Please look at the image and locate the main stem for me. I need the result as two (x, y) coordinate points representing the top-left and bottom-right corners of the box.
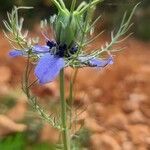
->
(59, 69), (70, 150)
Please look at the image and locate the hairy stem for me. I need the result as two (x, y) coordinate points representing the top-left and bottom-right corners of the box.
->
(59, 69), (70, 150)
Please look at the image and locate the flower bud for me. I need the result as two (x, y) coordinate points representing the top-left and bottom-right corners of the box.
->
(54, 11), (80, 47)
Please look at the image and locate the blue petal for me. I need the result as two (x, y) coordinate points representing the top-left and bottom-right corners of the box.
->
(89, 56), (113, 67)
(35, 54), (65, 84)
(9, 50), (24, 57)
(32, 45), (49, 53)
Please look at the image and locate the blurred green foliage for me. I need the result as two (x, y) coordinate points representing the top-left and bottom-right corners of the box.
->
(0, 133), (26, 150)
(0, 133), (55, 150)
(71, 128), (91, 149)
(98, 0), (150, 41)
(0, 0), (149, 40)
(0, 95), (16, 108)
(0, 128), (90, 150)
(0, 95), (17, 114)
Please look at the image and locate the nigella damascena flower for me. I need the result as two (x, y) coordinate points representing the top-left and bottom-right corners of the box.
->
(9, 39), (113, 84)
(5, 0), (139, 86)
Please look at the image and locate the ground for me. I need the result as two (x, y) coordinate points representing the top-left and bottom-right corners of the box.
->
(0, 31), (150, 150)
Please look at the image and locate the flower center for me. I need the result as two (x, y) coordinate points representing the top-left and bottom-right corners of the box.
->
(46, 40), (78, 58)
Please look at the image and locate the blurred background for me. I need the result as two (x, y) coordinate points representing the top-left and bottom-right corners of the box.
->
(0, 0), (150, 150)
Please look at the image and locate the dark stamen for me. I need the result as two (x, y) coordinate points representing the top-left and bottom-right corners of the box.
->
(47, 40), (57, 49)
(70, 45), (78, 54)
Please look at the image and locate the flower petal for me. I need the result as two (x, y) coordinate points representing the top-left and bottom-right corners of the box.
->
(32, 45), (49, 53)
(9, 50), (24, 57)
(89, 56), (113, 67)
(35, 54), (65, 84)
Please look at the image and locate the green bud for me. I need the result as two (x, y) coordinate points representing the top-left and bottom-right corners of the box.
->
(52, 0), (103, 47)
(54, 10), (81, 47)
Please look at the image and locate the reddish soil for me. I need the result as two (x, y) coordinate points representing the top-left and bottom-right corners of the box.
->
(0, 31), (150, 150)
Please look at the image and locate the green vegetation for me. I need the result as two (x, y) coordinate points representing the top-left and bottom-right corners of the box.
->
(0, 133), (55, 150)
(0, 129), (90, 150)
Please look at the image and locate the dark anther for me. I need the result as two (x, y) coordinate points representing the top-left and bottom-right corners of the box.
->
(59, 43), (67, 51)
(55, 43), (67, 57)
(55, 43), (78, 58)
(70, 45), (78, 54)
(47, 40), (57, 49)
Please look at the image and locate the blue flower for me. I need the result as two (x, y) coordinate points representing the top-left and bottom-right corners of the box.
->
(9, 40), (113, 84)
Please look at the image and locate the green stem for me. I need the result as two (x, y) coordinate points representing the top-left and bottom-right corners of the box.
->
(59, 69), (70, 150)
(68, 69), (78, 129)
